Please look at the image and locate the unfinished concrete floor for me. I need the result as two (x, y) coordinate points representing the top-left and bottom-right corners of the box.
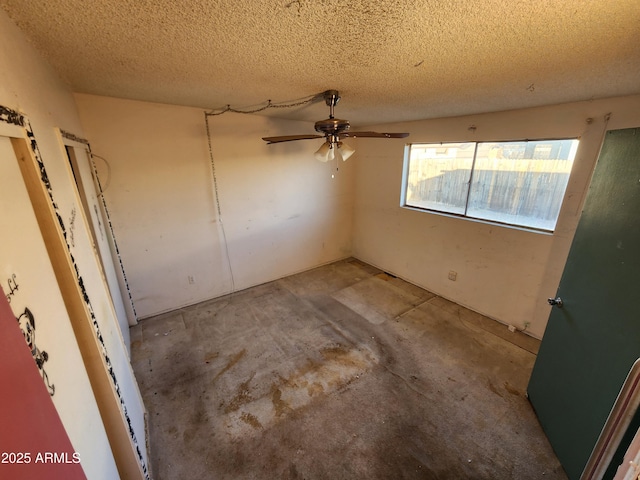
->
(131, 258), (567, 479)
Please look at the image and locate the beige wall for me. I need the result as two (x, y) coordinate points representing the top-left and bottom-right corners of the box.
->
(73, 92), (640, 340)
(0, 9), (147, 478)
(74, 94), (355, 318)
(353, 95), (640, 339)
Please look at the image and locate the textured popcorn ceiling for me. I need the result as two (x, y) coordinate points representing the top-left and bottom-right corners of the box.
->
(2, 0), (640, 125)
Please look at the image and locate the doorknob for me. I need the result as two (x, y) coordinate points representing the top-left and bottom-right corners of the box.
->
(548, 297), (563, 308)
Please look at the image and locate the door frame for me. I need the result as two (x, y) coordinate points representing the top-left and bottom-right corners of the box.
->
(57, 130), (135, 351)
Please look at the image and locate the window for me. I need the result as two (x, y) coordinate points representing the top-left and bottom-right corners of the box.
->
(402, 139), (579, 231)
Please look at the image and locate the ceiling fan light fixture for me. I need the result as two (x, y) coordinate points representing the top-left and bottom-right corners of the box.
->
(337, 142), (355, 161)
(314, 141), (331, 162)
(334, 145), (343, 163)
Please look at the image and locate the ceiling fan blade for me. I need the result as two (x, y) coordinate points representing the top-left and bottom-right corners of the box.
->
(340, 131), (410, 139)
(262, 134), (323, 144)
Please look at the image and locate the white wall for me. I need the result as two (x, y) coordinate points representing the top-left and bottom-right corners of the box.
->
(74, 92), (640, 340)
(74, 94), (355, 318)
(353, 96), (640, 339)
(0, 8), (147, 478)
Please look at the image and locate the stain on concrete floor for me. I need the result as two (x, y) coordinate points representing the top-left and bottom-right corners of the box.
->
(131, 258), (567, 479)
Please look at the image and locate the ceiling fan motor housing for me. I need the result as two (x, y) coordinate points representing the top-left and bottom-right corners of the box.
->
(314, 117), (350, 136)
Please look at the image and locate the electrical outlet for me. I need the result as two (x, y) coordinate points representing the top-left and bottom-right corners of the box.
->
(188, 275), (195, 285)
(448, 270), (457, 281)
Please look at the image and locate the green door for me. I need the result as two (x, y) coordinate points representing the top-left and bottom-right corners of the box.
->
(528, 128), (640, 480)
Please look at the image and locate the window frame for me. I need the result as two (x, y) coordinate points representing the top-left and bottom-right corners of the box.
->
(400, 137), (580, 233)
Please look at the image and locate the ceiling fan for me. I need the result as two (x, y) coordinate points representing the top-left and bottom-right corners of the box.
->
(262, 90), (409, 162)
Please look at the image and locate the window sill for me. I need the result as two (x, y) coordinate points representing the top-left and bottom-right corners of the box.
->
(400, 205), (556, 236)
